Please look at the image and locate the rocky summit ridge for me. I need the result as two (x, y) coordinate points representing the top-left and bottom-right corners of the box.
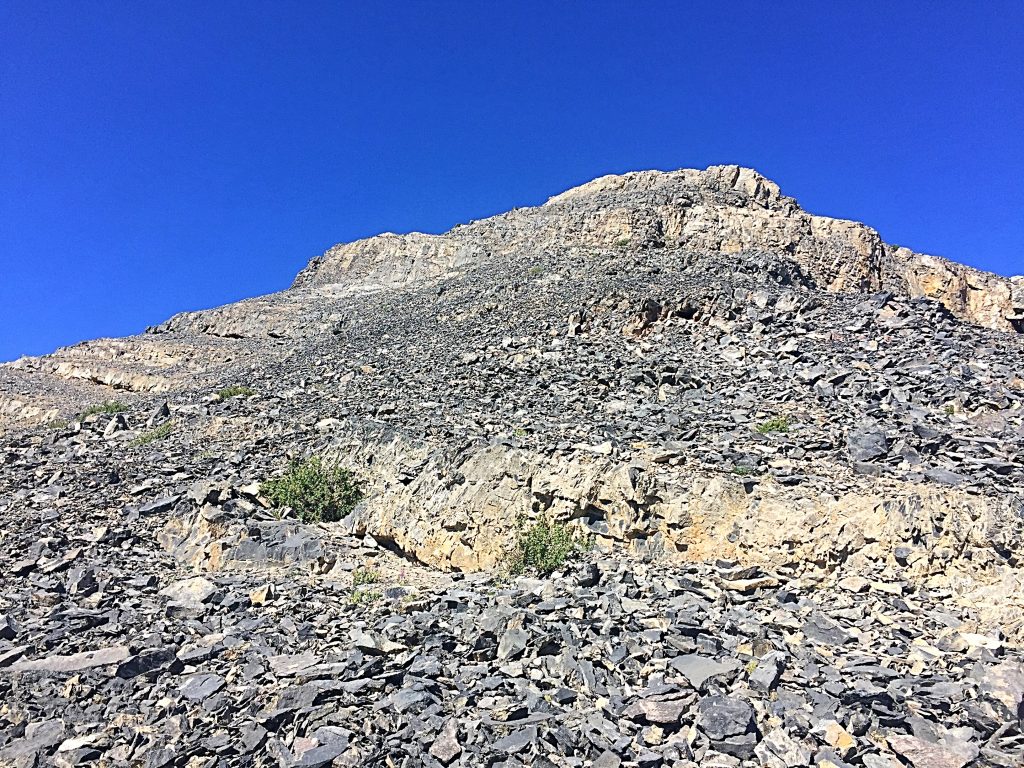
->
(1, 166), (1023, 767)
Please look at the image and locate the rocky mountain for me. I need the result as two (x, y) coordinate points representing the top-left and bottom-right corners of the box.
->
(1, 166), (1022, 767)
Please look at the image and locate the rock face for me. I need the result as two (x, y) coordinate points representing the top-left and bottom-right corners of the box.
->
(290, 165), (1023, 331)
(1, 165), (1023, 766)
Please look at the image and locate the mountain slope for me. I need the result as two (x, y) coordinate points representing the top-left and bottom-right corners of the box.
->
(3, 166), (1021, 425)
(0, 166), (1022, 767)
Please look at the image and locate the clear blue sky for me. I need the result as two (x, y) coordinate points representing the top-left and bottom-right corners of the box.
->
(2, 2), (1022, 362)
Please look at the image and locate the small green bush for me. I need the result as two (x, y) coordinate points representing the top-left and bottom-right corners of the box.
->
(261, 456), (363, 524)
(352, 567), (381, 587)
(507, 515), (585, 576)
(348, 588), (381, 606)
(217, 385), (255, 399)
(732, 465), (756, 477)
(79, 401), (128, 419)
(133, 421), (174, 446)
(756, 415), (791, 434)
(614, 237), (631, 247)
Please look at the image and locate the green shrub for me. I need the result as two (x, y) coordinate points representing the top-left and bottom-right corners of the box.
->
(615, 237), (631, 247)
(507, 515), (585, 576)
(79, 401), (127, 419)
(217, 385), (255, 399)
(352, 567), (380, 587)
(348, 588), (381, 606)
(261, 456), (363, 524)
(133, 421), (173, 446)
(756, 415), (791, 434)
(732, 465), (756, 477)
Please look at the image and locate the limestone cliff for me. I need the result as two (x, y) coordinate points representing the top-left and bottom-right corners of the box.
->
(291, 165), (1022, 332)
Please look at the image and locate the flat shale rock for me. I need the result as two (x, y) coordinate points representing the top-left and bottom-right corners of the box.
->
(7, 645), (130, 674)
(887, 735), (979, 768)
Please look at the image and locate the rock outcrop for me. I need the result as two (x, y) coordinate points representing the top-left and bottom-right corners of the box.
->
(290, 165), (1022, 331)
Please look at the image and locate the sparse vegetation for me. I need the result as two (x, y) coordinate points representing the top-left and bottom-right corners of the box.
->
(347, 588), (381, 606)
(944, 404), (955, 415)
(397, 593), (422, 613)
(79, 401), (128, 419)
(732, 465), (757, 477)
(513, 427), (527, 438)
(506, 514), (585, 576)
(756, 415), (792, 434)
(217, 385), (255, 399)
(352, 567), (381, 587)
(614, 236), (631, 247)
(261, 456), (364, 524)
(348, 566), (382, 606)
(46, 419), (70, 431)
(133, 421), (174, 446)
(528, 265), (544, 276)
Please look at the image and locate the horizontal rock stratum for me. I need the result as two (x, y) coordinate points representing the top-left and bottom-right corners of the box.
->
(1, 166), (1022, 766)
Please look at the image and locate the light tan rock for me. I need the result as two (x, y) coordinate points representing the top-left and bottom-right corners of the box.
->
(887, 734), (978, 768)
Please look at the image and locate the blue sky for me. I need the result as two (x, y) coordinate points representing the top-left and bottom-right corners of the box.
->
(1, 2), (1022, 362)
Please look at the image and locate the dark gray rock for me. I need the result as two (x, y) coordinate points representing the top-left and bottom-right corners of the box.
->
(696, 695), (757, 740)
(116, 647), (181, 679)
(670, 654), (740, 689)
(847, 425), (890, 462)
(179, 672), (225, 700)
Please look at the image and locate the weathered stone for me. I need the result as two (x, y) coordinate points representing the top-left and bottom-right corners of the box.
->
(888, 734), (979, 768)
(159, 576), (217, 604)
(7, 646), (130, 674)
(696, 696), (757, 741)
(179, 672), (225, 700)
(670, 654), (741, 689)
(847, 425), (889, 462)
(429, 719), (461, 764)
(974, 660), (1024, 716)
(491, 726), (537, 754)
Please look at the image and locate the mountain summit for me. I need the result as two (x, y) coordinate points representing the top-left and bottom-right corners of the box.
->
(5, 165), (1021, 425)
(1, 167), (1023, 766)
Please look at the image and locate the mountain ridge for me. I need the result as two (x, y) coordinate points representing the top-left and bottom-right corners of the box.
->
(2, 164), (1023, 433)
(286, 164), (1021, 330)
